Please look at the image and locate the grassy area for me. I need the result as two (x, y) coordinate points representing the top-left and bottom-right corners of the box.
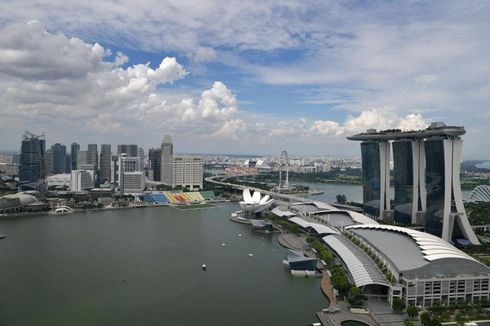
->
(427, 301), (490, 324)
(466, 202), (490, 225)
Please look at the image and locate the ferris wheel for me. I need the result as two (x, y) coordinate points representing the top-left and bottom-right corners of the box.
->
(278, 150), (289, 189)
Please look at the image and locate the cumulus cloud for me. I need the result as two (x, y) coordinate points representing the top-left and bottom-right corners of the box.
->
(212, 118), (247, 140)
(0, 22), (239, 148)
(308, 109), (428, 137)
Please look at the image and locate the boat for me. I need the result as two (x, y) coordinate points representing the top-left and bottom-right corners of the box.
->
(50, 205), (74, 215)
(0, 234), (6, 239)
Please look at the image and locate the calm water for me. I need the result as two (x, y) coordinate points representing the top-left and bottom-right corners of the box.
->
(0, 203), (326, 326)
(296, 182), (472, 203)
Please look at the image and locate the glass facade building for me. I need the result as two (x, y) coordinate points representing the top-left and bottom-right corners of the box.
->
(149, 148), (162, 181)
(99, 144), (112, 183)
(424, 139), (445, 238)
(51, 143), (67, 174)
(71, 143), (79, 170)
(19, 135), (46, 182)
(361, 142), (381, 218)
(117, 144), (138, 157)
(393, 141), (414, 225)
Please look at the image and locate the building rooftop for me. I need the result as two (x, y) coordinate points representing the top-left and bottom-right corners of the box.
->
(289, 216), (340, 235)
(347, 224), (490, 279)
(347, 122), (465, 141)
(323, 234), (389, 288)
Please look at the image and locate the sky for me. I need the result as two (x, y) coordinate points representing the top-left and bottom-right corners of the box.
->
(0, 0), (489, 158)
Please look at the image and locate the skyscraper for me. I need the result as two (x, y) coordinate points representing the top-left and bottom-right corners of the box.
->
(77, 150), (87, 167)
(161, 134), (173, 186)
(392, 140), (426, 225)
(51, 143), (67, 174)
(71, 143), (80, 170)
(137, 147), (145, 171)
(19, 131), (46, 182)
(117, 144), (138, 157)
(359, 140), (390, 219)
(348, 122), (480, 245)
(99, 144), (111, 183)
(118, 154), (144, 195)
(45, 149), (53, 176)
(87, 144), (98, 171)
(148, 148), (162, 181)
(171, 156), (203, 190)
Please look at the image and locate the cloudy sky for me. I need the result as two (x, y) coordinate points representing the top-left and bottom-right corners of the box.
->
(0, 1), (489, 158)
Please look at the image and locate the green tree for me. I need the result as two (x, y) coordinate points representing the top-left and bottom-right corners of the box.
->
(420, 311), (431, 325)
(404, 320), (415, 326)
(426, 318), (441, 326)
(336, 194), (347, 204)
(348, 287), (366, 306)
(392, 298), (406, 313)
(406, 305), (418, 319)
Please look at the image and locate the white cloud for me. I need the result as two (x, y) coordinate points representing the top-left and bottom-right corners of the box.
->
(0, 22), (239, 148)
(310, 120), (342, 136)
(212, 118), (247, 140)
(193, 46), (217, 63)
(398, 113), (428, 131)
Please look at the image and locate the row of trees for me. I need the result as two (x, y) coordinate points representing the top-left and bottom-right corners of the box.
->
(344, 231), (397, 284)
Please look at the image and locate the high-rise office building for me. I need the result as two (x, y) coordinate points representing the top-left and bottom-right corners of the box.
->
(19, 131), (46, 182)
(137, 147), (145, 171)
(99, 144), (112, 183)
(77, 150), (87, 167)
(71, 143), (80, 170)
(44, 149), (53, 176)
(51, 143), (67, 174)
(117, 154), (144, 195)
(71, 169), (94, 191)
(171, 156), (203, 190)
(359, 140), (390, 219)
(392, 140), (426, 225)
(117, 144), (138, 157)
(161, 135), (173, 186)
(87, 144), (98, 171)
(148, 148), (162, 181)
(65, 154), (72, 173)
(348, 122), (479, 245)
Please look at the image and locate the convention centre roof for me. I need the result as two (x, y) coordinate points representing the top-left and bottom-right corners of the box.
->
(347, 224), (490, 279)
(289, 216), (339, 235)
(323, 234), (389, 288)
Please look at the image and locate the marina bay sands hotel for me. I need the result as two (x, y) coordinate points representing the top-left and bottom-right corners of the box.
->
(348, 122), (480, 245)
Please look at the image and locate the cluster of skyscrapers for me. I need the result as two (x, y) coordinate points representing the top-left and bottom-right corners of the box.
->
(17, 132), (203, 195)
(348, 122), (479, 245)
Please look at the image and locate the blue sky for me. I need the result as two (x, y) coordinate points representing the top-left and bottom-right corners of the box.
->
(0, 1), (489, 158)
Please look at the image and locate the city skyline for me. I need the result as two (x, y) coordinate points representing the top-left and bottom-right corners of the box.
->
(0, 2), (489, 158)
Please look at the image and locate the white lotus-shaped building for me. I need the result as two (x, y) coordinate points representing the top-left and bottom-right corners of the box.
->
(239, 188), (274, 213)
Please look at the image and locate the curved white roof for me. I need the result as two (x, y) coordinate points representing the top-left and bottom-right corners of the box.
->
(470, 185), (490, 202)
(289, 217), (340, 235)
(2, 193), (38, 205)
(346, 224), (478, 264)
(323, 235), (389, 288)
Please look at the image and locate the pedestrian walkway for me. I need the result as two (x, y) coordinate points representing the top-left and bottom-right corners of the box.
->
(321, 270), (337, 305)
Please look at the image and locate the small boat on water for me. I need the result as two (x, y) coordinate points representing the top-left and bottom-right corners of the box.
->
(50, 205), (74, 215)
(0, 234), (6, 239)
